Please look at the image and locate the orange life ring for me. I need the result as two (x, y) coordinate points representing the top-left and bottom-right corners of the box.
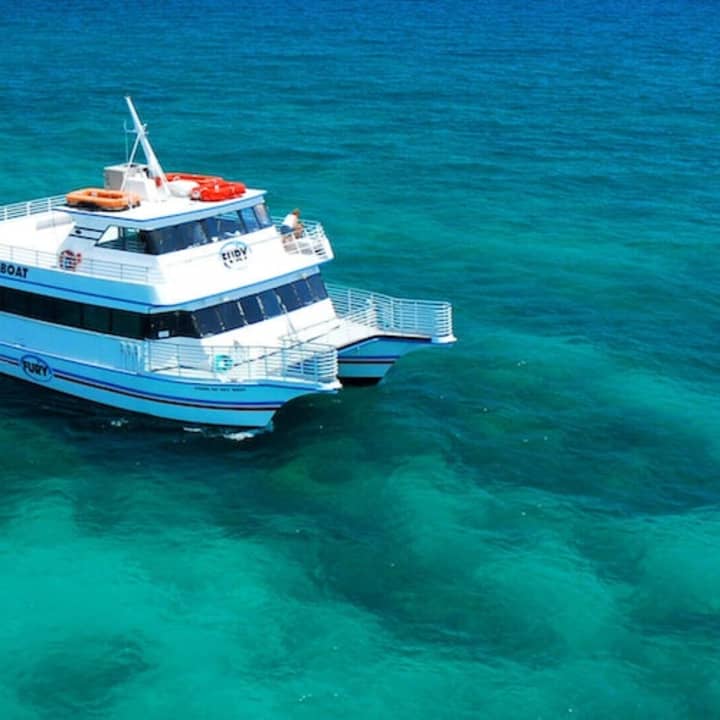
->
(190, 181), (247, 202)
(65, 188), (141, 211)
(58, 249), (82, 271)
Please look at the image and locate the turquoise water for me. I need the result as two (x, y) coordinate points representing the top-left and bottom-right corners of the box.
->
(1, 0), (719, 717)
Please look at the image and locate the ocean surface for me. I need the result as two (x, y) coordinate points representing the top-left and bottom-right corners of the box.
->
(0, 0), (718, 717)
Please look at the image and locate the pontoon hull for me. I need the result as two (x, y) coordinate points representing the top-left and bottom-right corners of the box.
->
(337, 335), (437, 384)
(0, 342), (336, 428)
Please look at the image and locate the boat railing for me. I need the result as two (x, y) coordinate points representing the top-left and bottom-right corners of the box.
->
(0, 195), (332, 282)
(274, 218), (332, 260)
(326, 283), (454, 341)
(146, 340), (338, 384)
(0, 240), (157, 283)
(0, 195), (67, 221)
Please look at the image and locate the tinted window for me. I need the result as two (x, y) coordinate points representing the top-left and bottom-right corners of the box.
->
(84, 305), (112, 333)
(0, 286), (149, 339)
(239, 295), (263, 324)
(112, 310), (144, 339)
(240, 207), (260, 233)
(147, 311), (197, 338)
(233, 212), (248, 234)
(217, 300), (245, 330)
(56, 298), (83, 326)
(200, 217), (220, 240)
(257, 289), (282, 319)
(0, 277), (327, 341)
(148, 311), (176, 338)
(294, 279), (313, 306)
(146, 221), (209, 254)
(26, 294), (55, 321)
(194, 306), (224, 337)
(120, 227), (148, 253)
(307, 274), (328, 301)
(5, 290), (29, 315)
(276, 283), (300, 311)
(253, 203), (272, 228)
(174, 312), (197, 337)
(215, 214), (245, 239)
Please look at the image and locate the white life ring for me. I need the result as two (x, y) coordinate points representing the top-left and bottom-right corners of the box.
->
(213, 354), (233, 373)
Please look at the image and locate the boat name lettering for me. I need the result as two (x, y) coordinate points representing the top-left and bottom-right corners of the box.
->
(220, 240), (248, 269)
(0, 262), (29, 279)
(20, 355), (53, 383)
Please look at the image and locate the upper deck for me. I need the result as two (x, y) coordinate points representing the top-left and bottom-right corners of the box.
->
(58, 188), (267, 230)
(58, 163), (269, 230)
(0, 193), (334, 309)
(0, 96), (338, 309)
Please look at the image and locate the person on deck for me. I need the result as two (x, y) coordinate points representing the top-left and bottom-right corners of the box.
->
(280, 208), (304, 238)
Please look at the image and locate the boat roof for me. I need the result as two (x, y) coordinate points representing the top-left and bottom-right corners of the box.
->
(55, 188), (268, 230)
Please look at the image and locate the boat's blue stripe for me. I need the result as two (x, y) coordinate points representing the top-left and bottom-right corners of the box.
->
(339, 356), (398, 364)
(55, 369), (282, 410)
(0, 353), (281, 411)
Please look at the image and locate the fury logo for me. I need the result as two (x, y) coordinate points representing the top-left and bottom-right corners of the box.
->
(20, 355), (53, 383)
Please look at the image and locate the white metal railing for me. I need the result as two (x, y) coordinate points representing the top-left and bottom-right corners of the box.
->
(146, 340), (338, 384)
(0, 195), (66, 221)
(326, 283), (454, 340)
(0, 195), (332, 283)
(274, 218), (332, 260)
(0, 241), (156, 282)
(0, 194), (158, 282)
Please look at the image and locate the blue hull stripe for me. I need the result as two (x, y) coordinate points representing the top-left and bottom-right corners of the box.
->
(0, 353), (281, 412)
(340, 356), (398, 365)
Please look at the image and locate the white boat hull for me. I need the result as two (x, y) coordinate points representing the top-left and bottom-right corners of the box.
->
(0, 342), (335, 428)
(337, 335), (435, 385)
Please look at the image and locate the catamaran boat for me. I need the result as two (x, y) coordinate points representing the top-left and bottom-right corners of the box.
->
(0, 98), (455, 429)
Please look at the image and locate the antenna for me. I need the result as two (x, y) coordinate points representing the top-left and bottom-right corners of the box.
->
(124, 96), (170, 197)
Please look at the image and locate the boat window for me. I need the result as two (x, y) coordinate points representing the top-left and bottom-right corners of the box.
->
(56, 298), (83, 327)
(216, 300), (246, 330)
(112, 310), (145, 339)
(294, 279), (313, 307)
(84, 305), (112, 333)
(174, 312), (197, 337)
(200, 217), (220, 240)
(95, 227), (148, 254)
(257, 289), (283, 319)
(211, 213), (245, 240)
(307, 274), (328, 301)
(239, 295), (263, 324)
(5, 290), (29, 315)
(0, 272), (328, 339)
(275, 283), (301, 312)
(148, 312), (173, 338)
(233, 213), (248, 234)
(253, 203), (272, 228)
(194, 306), (224, 337)
(146, 221), (210, 254)
(121, 228), (148, 253)
(146, 310), (197, 338)
(26, 293), (56, 321)
(240, 207), (260, 233)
